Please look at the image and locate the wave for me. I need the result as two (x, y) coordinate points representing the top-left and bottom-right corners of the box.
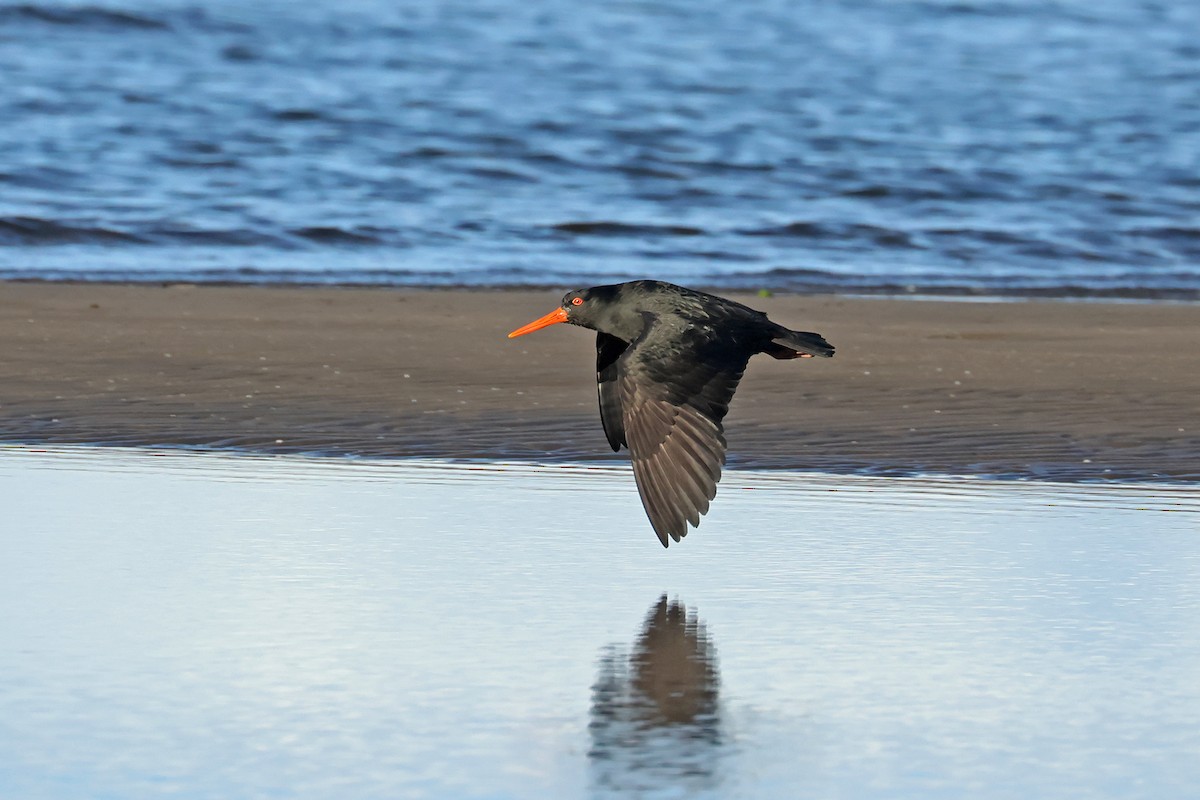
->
(550, 221), (707, 237)
(0, 216), (145, 245)
(0, 3), (253, 33)
(4, 262), (1197, 301)
(0, 4), (169, 30)
(0, 217), (392, 247)
(290, 226), (386, 245)
(739, 221), (920, 249)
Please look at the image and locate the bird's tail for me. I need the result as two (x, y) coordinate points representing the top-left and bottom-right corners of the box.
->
(765, 328), (835, 359)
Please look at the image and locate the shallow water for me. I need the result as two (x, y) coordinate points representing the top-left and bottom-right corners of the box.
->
(2, 446), (1199, 799)
(2, 0), (1199, 297)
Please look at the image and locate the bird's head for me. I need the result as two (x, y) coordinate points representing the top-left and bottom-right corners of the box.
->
(507, 285), (634, 339)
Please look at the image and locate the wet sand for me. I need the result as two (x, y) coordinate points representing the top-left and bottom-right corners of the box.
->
(1, 281), (1197, 480)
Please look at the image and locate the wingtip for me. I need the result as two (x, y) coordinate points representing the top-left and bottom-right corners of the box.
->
(651, 520), (688, 548)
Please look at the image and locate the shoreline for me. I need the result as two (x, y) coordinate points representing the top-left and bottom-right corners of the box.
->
(5, 276), (1199, 304)
(4, 442), (1198, 489)
(2, 281), (1197, 482)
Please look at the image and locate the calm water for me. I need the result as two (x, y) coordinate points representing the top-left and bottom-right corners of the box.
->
(2, 445), (1199, 798)
(1, 0), (1198, 297)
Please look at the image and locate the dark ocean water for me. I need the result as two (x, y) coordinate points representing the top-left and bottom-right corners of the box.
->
(1, 0), (1198, 297)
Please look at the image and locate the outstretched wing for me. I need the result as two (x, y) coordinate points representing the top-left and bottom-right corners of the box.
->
(617, 324), (751, 547)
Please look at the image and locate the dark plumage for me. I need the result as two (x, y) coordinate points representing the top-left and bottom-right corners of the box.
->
(508, 279), (834, 547)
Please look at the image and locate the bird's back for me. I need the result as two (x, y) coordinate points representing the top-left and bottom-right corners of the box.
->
(620, 280), (833, 359)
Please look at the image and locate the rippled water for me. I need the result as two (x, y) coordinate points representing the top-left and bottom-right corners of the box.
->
(1, 0), (1198, 297)
(2, 446), (1199, 798)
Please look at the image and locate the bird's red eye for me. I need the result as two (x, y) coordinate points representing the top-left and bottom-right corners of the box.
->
(571, 297), (584, 306)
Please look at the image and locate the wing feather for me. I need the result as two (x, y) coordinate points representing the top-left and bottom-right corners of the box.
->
(660, 415), (718, 511)
(615, 325), (749, 546)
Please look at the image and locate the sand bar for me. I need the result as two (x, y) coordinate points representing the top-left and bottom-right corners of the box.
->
(1, 281), (1197, 481)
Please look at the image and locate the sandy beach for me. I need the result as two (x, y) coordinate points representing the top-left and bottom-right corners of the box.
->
(1, 281), (1196, 480)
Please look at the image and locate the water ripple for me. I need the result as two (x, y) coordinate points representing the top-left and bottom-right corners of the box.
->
(0, 0), (1197, 297)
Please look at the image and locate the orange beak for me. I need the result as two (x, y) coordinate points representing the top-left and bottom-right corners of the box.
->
(507, 307), (568, 338)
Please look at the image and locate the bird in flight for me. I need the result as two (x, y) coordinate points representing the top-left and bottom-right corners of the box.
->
(508, 280), (834, 547)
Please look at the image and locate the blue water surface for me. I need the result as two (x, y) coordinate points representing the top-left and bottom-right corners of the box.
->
(1, 0), (1198, 296)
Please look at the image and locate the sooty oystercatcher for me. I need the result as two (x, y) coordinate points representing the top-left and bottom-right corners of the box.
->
(508, 279), (834, 547)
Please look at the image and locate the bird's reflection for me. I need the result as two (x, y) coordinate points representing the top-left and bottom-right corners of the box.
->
(589, 595), (724, 795)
